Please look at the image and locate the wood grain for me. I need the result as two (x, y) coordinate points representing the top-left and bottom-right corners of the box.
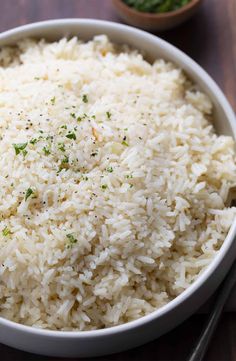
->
(0, 1), (235, 360)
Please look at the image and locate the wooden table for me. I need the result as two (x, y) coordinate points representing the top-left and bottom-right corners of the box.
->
(0, 1), (235, 360)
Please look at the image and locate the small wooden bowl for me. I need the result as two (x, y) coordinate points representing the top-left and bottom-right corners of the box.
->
(112, 0), (203, 31)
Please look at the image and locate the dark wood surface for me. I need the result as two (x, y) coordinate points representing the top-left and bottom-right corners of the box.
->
(0, 0), (235, 360)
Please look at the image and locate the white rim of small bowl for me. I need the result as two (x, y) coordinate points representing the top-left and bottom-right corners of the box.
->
(0, 18), (236, 339)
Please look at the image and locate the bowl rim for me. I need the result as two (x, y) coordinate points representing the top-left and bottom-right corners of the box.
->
(0, 18), (235, 339)
(112, 0), (202, 19)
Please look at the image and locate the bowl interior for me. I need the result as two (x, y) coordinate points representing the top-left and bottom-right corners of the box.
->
(0, 19), (235, 341)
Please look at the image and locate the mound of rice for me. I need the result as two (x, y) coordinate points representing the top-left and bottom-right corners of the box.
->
(0, 36), (235, 331)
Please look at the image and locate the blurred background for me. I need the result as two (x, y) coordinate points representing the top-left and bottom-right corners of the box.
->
(1, 1), (236, 360)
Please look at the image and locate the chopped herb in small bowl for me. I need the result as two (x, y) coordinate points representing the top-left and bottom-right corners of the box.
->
(122, 0), (192, 13)
(123, 0), (191, 13)
(113, 0), (200, 31)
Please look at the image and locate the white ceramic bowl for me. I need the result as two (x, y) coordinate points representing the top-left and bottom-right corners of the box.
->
(0, 19), (236, 358)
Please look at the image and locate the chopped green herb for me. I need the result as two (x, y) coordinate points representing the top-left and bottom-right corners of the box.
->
(22, 149), (28, 158)
(58, 143), (65, 152)
(13, 142), (28, 155)
(25, 188), (34, 201)
(70, 113), (76, 118)
(82, 94), (88, 103)
(34, 77), (40, 80)
(123, 0), (191, 13)
(106, 167), (113, 173)
(82, 175), (89, 181)
(62, 155), (69, 164)
(66, 233), (78, 244)
(90, 152), (98, 157)
(43, 146), (51, 155)
(122, 141), (129, 146)
(124, 128), (128, 131)
(77, 114), (87, 123)
(66, 132), (76, 140)
(2, 226), (11, 236)
(30, 138), (38, 145)
(125, 174), (133, 179)
(58, 155), (69, 172)
(101, 184), (108, 190)
(130, 184), (134, 188)
(50, 96), (56, 105)
(39, 130), (44, 134)
(46, 135), (53, 141)
(106, 111), (111, 119)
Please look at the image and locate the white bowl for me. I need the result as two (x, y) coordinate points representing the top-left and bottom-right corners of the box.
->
(0, 19), (236, 358)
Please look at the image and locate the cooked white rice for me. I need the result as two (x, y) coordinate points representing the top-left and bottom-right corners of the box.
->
(0, 35), (235, 331)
